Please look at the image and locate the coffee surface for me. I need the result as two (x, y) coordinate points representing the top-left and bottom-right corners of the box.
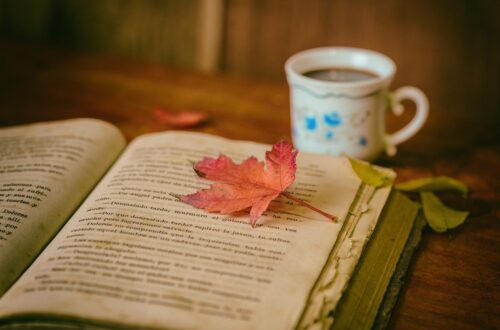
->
(303, 67), (378, 82)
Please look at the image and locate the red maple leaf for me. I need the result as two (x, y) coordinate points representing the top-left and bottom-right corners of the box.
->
(180, 140), (334, 227)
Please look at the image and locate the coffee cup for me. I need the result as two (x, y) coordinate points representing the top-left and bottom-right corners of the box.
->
(285, 47), (428, 161)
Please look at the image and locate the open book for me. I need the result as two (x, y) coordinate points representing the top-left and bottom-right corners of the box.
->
(0, 119), (421, 330)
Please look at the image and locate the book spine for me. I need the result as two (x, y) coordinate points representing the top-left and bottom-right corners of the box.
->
(372, 213), (426, 330)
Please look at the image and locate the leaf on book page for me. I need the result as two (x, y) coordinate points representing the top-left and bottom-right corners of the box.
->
(154, 107), (208, 128)
(181, 140), (335, 227)
(396, 176), (468, 196)
(420, 191), (469, 232)
(347, 157), (392, 188)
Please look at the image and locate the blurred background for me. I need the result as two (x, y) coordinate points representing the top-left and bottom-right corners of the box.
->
(1, 0), (498, 137)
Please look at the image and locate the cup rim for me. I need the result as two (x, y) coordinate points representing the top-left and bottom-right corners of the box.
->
(285, 47), (396, 89)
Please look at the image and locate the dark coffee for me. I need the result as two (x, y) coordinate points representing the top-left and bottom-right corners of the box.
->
(302, 67), (378, 82)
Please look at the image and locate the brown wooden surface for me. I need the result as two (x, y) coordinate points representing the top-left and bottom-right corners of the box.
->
(0, 41), (499, 329)
(2, 0), (498, 130)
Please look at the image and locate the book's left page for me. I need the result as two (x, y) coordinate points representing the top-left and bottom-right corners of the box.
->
(0, 118), (126, 295)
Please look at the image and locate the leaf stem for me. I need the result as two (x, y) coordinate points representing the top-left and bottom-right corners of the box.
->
(281, 191), (337, 222)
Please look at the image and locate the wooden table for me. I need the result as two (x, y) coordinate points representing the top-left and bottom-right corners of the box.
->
(1, 40), (498, 330)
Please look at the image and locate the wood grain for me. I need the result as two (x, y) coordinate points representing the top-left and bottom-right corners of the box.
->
(0, 40), (498, 329)
(0, 0), (201, 68)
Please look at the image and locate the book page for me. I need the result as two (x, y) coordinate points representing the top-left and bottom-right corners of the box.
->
(0, 119), (126, 295)
(0, 132), (363, 330)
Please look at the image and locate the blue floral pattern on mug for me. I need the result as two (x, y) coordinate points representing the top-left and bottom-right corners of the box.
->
(305, 116), (317, 131)
(293, 103), (374, 150)
(359, 136), (368, 146)
(323, 112), (342, 127)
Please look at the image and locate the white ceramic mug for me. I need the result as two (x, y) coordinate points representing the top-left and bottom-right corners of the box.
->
(285, 47), (429, 161)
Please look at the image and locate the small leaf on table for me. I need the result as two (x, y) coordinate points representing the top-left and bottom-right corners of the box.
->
(420, 191), (469, 232)
(396, 176), (468, 196)
(154, 107), (208, 128)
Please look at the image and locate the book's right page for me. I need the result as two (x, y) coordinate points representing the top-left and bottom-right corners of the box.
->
(0, 132), (391, 330)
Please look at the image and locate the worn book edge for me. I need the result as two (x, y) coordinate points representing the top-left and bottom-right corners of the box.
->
(297, 171), (394, 330)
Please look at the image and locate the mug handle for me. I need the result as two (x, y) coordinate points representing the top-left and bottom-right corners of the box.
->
(385, 86), (429, 156)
